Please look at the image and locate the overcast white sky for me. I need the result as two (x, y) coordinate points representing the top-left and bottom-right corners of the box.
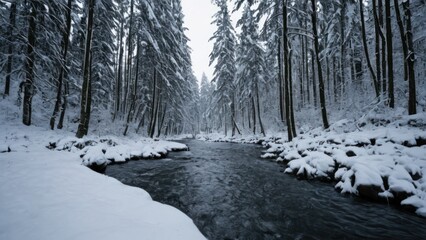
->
(181, 0), (241, 82)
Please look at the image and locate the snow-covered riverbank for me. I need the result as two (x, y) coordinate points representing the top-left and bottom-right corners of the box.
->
(0, 124), (205, 240)
(199, 112), (426, 218)
(267, 113), (426, 217)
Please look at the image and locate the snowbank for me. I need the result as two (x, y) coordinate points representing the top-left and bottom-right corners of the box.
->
(265, 112), (426, 217)
(0, 124), (205, 239)
(46, 134), (189, 172)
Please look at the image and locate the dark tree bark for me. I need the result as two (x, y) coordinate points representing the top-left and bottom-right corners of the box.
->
(359, 0), (379, 98)
(311, 0), (329, 129)
(378, 0), (387, 95)
(57, 81), (68, 129)
(311, 49), (317, 108)
(385, 0), (394, 108)
(251, 96), (256, 135)
(255, 81), (265, 136)
(156, 104), (167, 138)
(76, 0), (95, 138)
(372, 0), (382, 97)
(22, 1), (37, 126)
(50, 0), (72, 130)
(123, 38), (141, 136)
(123, 0), (135, 114)
(113, 5), (125, 120)
(403, 1), (416, 115)
(282, 0), (296, 141)
(339, 0), (347, 98)
(148, 69), (159, 138)
(278, 40), (284, 123)
(394, 0), (408, 81)
(4, 2), (16, 97)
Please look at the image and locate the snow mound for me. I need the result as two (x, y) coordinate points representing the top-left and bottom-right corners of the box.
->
(264, 115), (426, 217)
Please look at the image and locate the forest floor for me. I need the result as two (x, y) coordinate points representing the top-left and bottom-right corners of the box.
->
(198, 110), (426, 218)
(0, 102), (205, 240)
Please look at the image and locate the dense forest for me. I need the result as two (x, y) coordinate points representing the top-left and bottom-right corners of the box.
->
(0, 0), (425, 140)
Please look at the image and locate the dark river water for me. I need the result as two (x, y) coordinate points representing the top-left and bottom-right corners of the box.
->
(105, 140), (426, 239)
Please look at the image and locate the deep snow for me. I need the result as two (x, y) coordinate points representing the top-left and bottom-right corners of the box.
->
(0, 122), (205, 240)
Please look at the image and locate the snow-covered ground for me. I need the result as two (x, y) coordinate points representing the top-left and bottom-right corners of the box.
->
(0, 120), (205, 239)
(264, 112), (426, 217)
(198, 111), (426, 218)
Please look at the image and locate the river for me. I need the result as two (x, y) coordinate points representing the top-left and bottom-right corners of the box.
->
(105, 140), (426, 239)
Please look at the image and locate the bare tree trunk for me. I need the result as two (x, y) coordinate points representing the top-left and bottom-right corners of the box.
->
(113, 5), (125, 120)
(4, 2), (16, 97)
(50, 0), (72, 130)
(123, 38), (140, 136)
(76, 0), (95, 138)
(23, 1), (37, 126)
(283, 0), (294, 141)
(394, 0), (408, 81)
(289, 49), (296, 138)
(156, 104), (167, 138)
(359, 0), (379, 98)
(385, 0), (394, 108)
(57, 81), (68, 129)
(148, 69), (158, 138)
(378, 0), (387, 95)
(339, 0), (347, 101)
(278, 38), (285, 123)
(255, 81), (265, 136)
(311, 49), (317, 108)
(311, 0), (330, 129)
(403, 1), (416, 115)
(123, 0), (135, 115)
(252, 97), (256, 135)
(372, 0), (382, 97)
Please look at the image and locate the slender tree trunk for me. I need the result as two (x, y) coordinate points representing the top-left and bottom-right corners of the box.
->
(148, 69), (157, 138)
(311, 49), (317, 108)
(113, 7), (125, 120)
(378, 0), (387, 95)
(289, 49), (296, 138)
(373, 0), (382, 97)
(23, 1), (37, 126)
(278, 38), (285, 123)
(359, 0), (379, 98)
(403, 1), (416, 115)
(300, 36), (305, 108)
(57, 81), (68, 129)
(223, 104), (227, 136)
(255, 81), (265, 136)
(231, 94), (241, 136)
(76, 0), (95, 138)
(385, 0), (394, 108)
(283, 0), (294, 141)
(311, 0), (330, 129)
(339, 0), (346, 100)
(4, 2), (16, 97)
(394, 0), (408, 81)
(156, 104), (167, 138)
(123, 39), (140, 136)
(252, 97), (256, 135)
(305, 35), (311, 105)
(50, 0), (72, 130)
(333, 56), (338, 102)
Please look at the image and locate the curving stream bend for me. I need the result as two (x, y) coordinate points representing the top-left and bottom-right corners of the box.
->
(105, 140), (426, 239)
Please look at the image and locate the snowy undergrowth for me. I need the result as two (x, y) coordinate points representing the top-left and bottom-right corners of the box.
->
(263, 112), (426, 217)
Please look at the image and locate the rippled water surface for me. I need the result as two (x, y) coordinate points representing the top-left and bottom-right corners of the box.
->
(106, 140), (426, 239)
